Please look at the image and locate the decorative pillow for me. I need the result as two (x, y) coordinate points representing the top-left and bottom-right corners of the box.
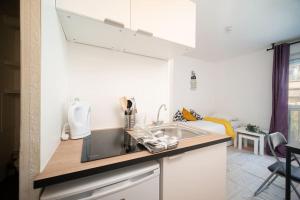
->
(190, 109), (202, 120)
(173, 110), (187, 122)
(182, 108), (197, 121)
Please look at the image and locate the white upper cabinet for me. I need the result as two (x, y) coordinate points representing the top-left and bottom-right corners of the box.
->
(131, 0), (196, 48)
(56, 0), (196, 59)
(56, 0), (131, 28)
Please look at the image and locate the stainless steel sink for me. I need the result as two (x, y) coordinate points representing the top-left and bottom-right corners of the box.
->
(146, 123), (207, 140)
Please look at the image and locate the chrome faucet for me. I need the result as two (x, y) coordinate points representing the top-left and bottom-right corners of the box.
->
(154, 104), (167, 125)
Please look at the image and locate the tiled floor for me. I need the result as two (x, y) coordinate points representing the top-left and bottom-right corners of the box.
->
(227, 147), (300, 200)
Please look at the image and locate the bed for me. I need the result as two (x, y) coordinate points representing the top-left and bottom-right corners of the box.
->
(181, 120), (241, 146)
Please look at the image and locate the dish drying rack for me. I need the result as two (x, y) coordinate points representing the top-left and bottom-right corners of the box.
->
(130, 128), (179, 154)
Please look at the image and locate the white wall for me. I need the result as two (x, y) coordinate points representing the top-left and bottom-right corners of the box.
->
(172, 50), (272, 129)
(171, 56), (217, 116)
(41, 0), (68, 170)
(66, 43), (170, 129)
(173, 45), (300, 130)
(213, 49), (273, 129)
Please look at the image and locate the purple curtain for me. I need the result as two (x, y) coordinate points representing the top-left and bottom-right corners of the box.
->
(269, 43), (290, 157)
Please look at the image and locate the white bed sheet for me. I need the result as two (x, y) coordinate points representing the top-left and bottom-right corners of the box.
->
(182, 120), (233, 146)
(183, 120), (226, 135)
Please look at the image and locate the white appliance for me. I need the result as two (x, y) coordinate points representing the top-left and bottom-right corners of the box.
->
(68, 98), (91, 139)
(40, 161), (160, 200)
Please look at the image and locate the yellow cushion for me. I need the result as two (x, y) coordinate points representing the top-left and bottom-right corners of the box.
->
(182, 108), (197, 121)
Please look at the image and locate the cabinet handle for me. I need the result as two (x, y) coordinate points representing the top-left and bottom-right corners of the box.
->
(168, 153), (185, 160)
(136, 29), (153, 37)
(104, 18), (124, 28)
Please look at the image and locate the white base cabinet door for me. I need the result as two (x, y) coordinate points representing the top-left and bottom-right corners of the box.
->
(161, 143), (227, 200)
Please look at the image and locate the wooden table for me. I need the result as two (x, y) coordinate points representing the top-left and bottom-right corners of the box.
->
(235, 127), (265, 155)
(285, 142), (300, 200)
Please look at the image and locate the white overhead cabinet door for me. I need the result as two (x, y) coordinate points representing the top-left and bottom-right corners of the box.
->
(56, 0), (196, 59)
(131, 0), (196, 48)
(56, 0), (131, 28)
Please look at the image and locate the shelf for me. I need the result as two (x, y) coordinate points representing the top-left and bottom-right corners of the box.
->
(56, 8), (193, 60)
(0, 60), (20, 70)
(1, 15), (20, 30)
(0, 90), (20, 95)
(2, 91), (20, 94)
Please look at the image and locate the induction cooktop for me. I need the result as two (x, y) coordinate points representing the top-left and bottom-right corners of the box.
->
(81, 128), (144, 163)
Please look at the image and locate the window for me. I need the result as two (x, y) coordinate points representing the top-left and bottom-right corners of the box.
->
(289, 61), (300, 142)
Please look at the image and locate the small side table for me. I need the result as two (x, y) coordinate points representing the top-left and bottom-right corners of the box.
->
(238, 134), (259, 155)
(235, 127), (265, 156)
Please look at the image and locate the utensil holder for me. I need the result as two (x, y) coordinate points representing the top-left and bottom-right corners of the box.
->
(125, 114), (135, 131)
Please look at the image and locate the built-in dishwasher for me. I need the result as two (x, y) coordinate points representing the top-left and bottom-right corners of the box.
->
(40, 161), (159, 200)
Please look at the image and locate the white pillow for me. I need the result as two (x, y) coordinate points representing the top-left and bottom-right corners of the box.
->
(210, 113), (239, 122)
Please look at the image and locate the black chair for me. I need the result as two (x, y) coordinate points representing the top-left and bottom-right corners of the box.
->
(254, 132), (300, 198)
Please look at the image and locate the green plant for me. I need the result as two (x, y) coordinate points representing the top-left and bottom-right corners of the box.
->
(246, 124), (260, 133)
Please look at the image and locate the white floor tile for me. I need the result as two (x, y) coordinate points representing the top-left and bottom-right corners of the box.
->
(227, 147), (299, 200)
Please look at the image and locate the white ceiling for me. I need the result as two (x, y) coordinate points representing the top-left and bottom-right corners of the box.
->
(187, 0), (300, 61)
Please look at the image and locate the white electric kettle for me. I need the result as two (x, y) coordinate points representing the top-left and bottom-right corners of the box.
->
(68, 98), (91, 139)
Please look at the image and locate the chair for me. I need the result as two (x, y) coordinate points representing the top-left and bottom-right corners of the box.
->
(254, 132), (300, 198)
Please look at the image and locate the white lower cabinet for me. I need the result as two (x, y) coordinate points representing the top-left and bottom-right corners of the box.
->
(41, 162), (160, 200)
(161, 143), (227, 200)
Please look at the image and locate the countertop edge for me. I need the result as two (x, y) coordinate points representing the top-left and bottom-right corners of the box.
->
(34, 136), (230, 189)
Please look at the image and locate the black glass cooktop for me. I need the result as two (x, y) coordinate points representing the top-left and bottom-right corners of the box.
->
(81, 128), (144, 163)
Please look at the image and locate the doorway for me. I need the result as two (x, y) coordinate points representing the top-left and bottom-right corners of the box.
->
(0, 0), (20, 199)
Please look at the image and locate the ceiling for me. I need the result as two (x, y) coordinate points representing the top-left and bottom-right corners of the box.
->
(187, 0), (300, 61)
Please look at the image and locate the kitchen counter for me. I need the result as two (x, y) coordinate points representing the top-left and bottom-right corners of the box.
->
(34, 133), (230, 189)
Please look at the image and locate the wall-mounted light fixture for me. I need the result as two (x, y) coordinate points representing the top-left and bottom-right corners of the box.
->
(191, 70), (197, 90)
